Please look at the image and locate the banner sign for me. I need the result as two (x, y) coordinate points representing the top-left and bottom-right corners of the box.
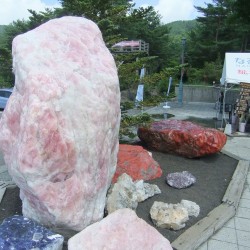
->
(135, 84), (144, 102)
(220, 53), (250, 85)
(167, 76), (172, 96)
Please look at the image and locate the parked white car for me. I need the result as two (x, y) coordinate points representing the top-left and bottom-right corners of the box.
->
(0, 88), (13, 110)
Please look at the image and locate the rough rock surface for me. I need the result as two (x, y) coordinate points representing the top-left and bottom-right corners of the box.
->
(0, 215), (64, 249)
(106, 173), (161, 214)
(180, 200), (200, 217)
(68, 208), (173, 250)
(166, 171), (196, 189)
(150, 201), (189, 230)
(0, 17), (120, 231)
(138, 120), (227, 158)
(106, 174), (138, 213)
(150, 200), (200, 230)
(113, 144), (162, 183)
(135, 180), (161, 202)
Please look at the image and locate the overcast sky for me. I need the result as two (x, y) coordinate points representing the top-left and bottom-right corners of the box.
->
(0, 0), (212, 25)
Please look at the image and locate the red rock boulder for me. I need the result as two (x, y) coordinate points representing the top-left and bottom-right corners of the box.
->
(137, 120), (227, 158)
(113, 144), (162, 183)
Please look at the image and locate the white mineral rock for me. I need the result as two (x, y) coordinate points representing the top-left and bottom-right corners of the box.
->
(0, 16), (120, 231)
(135, 180), (161, 202)
(106, 173), (138, 213)
(150, 201), (189, 230)
(180, 199), (200, 217)
(106, 173), (161, 214)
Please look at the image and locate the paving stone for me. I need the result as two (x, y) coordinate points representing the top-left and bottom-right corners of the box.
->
(211, 227), (237, 244)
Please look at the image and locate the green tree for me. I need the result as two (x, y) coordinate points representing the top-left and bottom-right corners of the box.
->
(231, 0), (250, 51)
(0, 0), (172, 90)
(58, 0), (173, 91)
(0, 9), (61, 85)
(189, 0), (239, 68)
(118, 6), (170, 67)
(233, 0), (250, 23)
(0, 47), (12, 86)
(59, 0), (133, 45)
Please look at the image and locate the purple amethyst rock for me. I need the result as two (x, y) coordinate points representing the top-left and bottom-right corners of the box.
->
(166, 171), (196, 189)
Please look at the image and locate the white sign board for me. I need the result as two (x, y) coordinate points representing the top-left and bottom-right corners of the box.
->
(135, 84), (144, 102)
(220, 53), (250, 85)
(140, 68), (145, 79)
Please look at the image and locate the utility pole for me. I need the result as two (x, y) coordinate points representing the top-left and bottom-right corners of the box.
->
(178, 38), (186, 106)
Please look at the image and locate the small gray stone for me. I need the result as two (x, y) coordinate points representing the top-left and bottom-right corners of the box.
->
(106, 174), (161, 214)
(106, 174), (138, 214)
(180, 200), (200, 217)
(166, 171), (196, 189)
(135, 180), (161, 202)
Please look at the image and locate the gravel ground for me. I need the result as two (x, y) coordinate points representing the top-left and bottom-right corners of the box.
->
(0, 149), (237, 246)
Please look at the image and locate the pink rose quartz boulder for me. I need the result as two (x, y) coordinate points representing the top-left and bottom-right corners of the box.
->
(68, 208), (173, 250)
(0, 16), (120, 231)
(112, 144), (162, 183)
(138, 120), (227, 158)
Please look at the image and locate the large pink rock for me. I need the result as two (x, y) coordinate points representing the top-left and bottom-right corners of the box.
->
(113, 144), (162, 183)
(68, 208), (173, 250)
(138, 120), (227, 158)
(0, 17), (120, 231)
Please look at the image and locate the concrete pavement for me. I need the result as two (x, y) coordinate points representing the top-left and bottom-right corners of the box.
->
(198, 135), (250, 250)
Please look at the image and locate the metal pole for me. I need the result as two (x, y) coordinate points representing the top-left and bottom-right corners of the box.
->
(178, 38), (186, 106)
